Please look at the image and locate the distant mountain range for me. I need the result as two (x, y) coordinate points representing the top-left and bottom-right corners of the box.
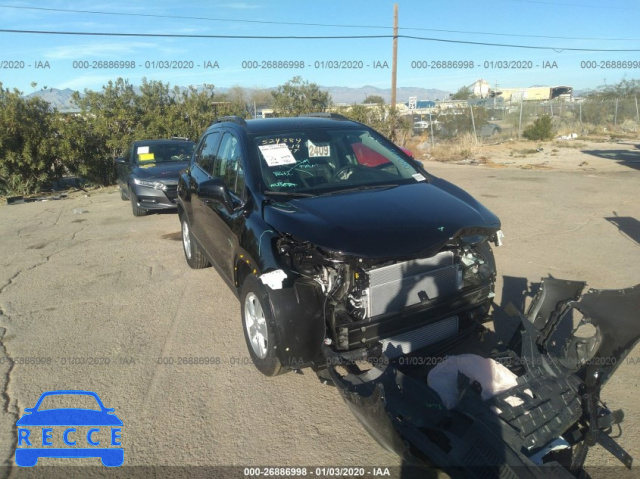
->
(24, 88), (82, 112)
(324, 85), (451, 104)
(24, 85), (451, 113)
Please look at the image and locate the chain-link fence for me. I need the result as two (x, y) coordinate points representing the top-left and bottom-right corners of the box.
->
(410, 97), (640, 143)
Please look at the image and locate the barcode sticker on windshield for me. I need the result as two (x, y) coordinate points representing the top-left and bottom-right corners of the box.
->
(307, 141), (330, 158)
(413, 173), (426, 182)
(259, 143), (297, 167)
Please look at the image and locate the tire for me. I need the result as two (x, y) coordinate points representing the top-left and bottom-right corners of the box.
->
(15, 450), (38, 467)
(130, 191), (147, 217)
(240, 276), (287, 377)
(181, 216), (209, 269)
(101, 449), (124, 467)
(120, 187), (128, 201)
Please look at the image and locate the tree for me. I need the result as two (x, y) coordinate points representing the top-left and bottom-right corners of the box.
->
(364, 95), (385, 104)
(250, 88), (274, 108)
(136, 78), (177, 139)
(0, 83), (58, 194)
(523, 115), (554, 141)
(271, 77), (331, 116)
(451, 86), (472, 100)
(53, 114), (106, 185)
(340, 104), (387, 131)
(587, 79), (640, 101)
(73, 78), (139, 160)
(170, 84), (217, 140)
(436, 105), (489, 138)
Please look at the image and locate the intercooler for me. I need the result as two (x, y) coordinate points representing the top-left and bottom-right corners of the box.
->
(365, 251), (461, 318)
(381, 315), (459, 359)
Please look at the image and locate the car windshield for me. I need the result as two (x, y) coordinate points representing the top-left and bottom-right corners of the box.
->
(37, 394), (101, 411)
(135, 142), (195, 166)
(254, 128), (422, 195)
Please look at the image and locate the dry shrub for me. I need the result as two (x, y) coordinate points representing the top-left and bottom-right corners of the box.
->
(431, 133), (481, 162)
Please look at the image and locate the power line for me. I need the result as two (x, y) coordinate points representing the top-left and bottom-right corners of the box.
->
(1, 28), (640, 52)
(506, 0), (633, 10)
(404, 27), (640, 42)
(1, 4), (638, 42)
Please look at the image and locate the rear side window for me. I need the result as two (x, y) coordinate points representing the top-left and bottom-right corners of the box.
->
(194, 132), (221, 176)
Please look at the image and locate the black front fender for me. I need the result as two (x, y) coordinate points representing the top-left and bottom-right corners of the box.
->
(267, 279), (326, 368)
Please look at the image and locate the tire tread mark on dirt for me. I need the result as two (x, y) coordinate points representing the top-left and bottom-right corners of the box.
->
(142, 284), (188, 414)
(70, 226), (86, 242)
(16, 221), (44, 238)
(509, 214), (598, 242)
(53, 202), (66, 226)
(0, 325), (18, 478)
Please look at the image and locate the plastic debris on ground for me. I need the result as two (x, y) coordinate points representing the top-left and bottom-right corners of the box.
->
(427, 353), (532, 410)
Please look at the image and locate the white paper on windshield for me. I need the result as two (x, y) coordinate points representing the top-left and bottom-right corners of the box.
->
(137, 146), (150, 154)
(307, 140), (331, 157)
(413, 173), (426, 182)
(259, 143), (297, 167)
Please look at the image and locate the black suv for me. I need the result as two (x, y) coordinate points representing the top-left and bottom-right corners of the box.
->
(116, 138), (195, 216)
(176, 114), (502, 376)
(176, 115), (640, 476)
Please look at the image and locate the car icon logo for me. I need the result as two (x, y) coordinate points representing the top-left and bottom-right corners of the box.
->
(15, 390), (123, 467)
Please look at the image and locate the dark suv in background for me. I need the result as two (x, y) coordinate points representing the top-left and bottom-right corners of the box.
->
(176, 114), (502, 376)
(116, 138), (195, 216)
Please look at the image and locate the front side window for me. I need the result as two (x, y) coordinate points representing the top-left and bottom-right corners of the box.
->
(215, 132), (245, 196)
(254, 128), (421, 195)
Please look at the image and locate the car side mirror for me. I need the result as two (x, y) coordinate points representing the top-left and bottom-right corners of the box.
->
(115, 157), (126, 165)
(198, 178), (239, 212)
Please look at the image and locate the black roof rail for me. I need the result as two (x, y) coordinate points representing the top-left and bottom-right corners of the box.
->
(298, 113), (349, 121)
(214, 116), (247, 126)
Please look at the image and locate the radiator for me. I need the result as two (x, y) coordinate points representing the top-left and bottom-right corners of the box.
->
(365, 251), (461, 318)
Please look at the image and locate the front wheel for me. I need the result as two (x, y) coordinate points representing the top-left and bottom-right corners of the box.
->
(130, 191), (147, 217)
(181, 217), (209, 269)
(240, 276), (287, 377)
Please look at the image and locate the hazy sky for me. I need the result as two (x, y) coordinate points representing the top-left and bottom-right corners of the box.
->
(1, 0), (639, 94)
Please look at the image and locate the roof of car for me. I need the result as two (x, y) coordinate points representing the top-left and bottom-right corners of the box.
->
(212, 117), (363, 135)
(134, 138), (194, 145)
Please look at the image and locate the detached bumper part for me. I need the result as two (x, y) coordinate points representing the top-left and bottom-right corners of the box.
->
(328, 279), (640, 477)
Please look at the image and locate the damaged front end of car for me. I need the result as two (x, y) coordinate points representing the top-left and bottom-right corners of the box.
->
(324, 278), (640, 478)
(266, 227), (503, 369)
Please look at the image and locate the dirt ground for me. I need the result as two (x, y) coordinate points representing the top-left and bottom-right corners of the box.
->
(410, 135), (640, 173)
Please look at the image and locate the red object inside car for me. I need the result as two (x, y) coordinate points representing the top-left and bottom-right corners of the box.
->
(352, 143), (391, 167)
(352, 143), (413, 167)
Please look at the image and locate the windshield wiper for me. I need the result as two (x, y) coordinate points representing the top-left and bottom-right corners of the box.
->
(263, 190), (316, 198)
(319, 184), (400, 196)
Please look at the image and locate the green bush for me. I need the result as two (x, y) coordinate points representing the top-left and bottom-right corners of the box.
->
(523, 115), (554, 141)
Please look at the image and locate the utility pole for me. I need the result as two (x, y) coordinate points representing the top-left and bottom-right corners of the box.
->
(391, 4), (398, 112)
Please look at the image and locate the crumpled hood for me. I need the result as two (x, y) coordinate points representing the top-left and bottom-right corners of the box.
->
(263, 178), (500, 258)
(133, 161), (189, 180)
